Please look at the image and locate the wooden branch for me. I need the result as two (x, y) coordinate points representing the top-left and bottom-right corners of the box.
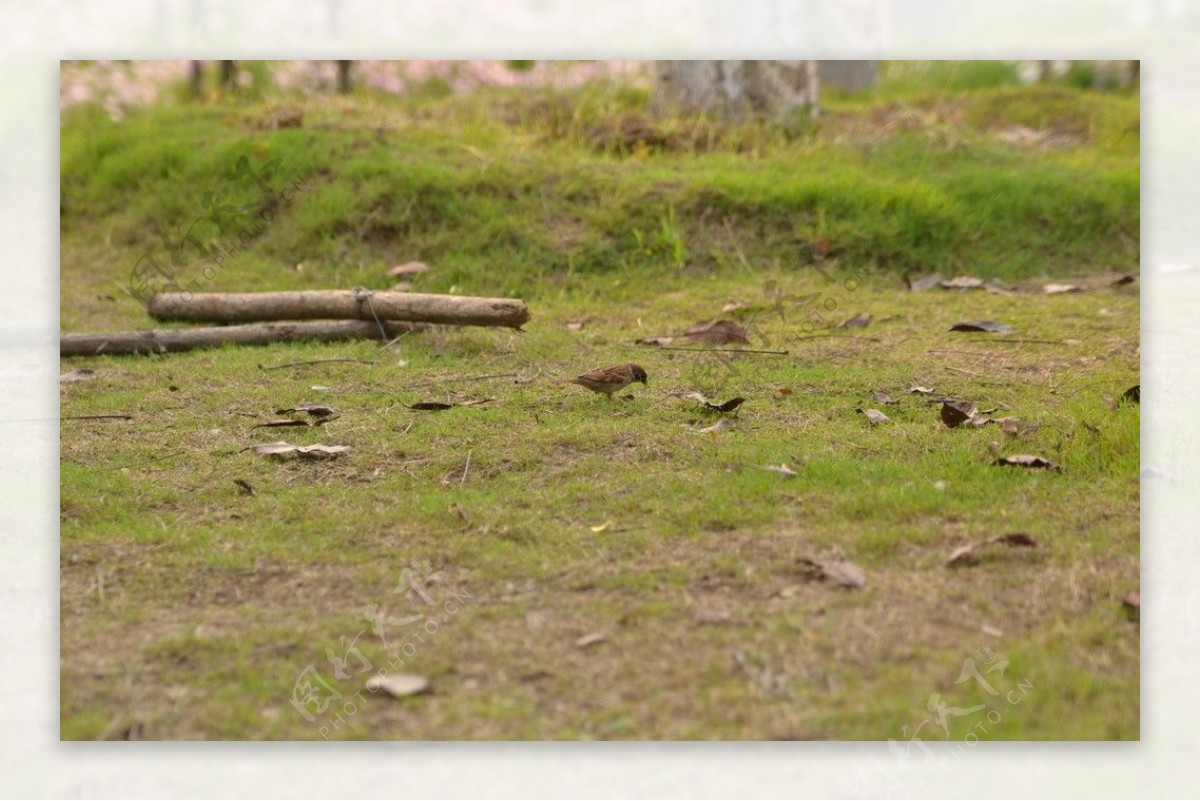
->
(147, 290), (531, 329)
(61, 320), (426, 357)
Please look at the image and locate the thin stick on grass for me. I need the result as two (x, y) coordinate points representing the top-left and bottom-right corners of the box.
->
(259, 358), (377, 371)
(403, 372), (519, 389)
(654, 347), (790, 355)
(460, 450), (472, 486)
(62, 414), (133, 421)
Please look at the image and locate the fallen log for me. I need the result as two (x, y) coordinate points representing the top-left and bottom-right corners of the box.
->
(61, 319), (426, 357)
(147, 290), (531, 329)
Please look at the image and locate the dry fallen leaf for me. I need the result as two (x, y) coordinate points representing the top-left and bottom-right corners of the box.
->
(277, 404), (338, 418)
(575, 632), (606, 648)
(988, 441), (1058, 470)
(940, 400), (977, 428)
(950, 320), (1014, 333)
(712, 397), (746, 413)
(721, 300), (749, 313)
(1043, 283), (1082, 294)
(857, 407), (890, 425)
(1110, 274), (1136, 287)
(839, 312), (873, 328)
(905, 272), (944, 292)
(1122, 590), (1140, 621)
(940, 275), (985, 290)
(589, 521), (612, 533)
(669, 390), (711, 404)
(247, 442), (352, 459)
(777, 387), (793, 396)
(408, 402), (455, 411)
(699, 418), (733, 434)
(366, 673), (431, 698)
(387, 261), (429, 276)
(996, 454), (1058, 469)
(871, 390), (897, 405)
(635, 336), (675, 346)
(253, 419), (311, 429)
(682, 319), (750, 345)
(1121, 385), (1140, 404)
(566, 321), (584, 332)
(908, 383), (935, 395)
(947, 533), (1038, 566)
(798, 557), (866, 589)
(249, 441), (299, 456)
(233, 478), (257, 496)
(997, 417), (1021, 437)
(60, 368), (97, 383)
(764, 464), (798, 478)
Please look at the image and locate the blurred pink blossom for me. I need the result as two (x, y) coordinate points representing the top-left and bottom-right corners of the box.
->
(62, 60), (652, 120)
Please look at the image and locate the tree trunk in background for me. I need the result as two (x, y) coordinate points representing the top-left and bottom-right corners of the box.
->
(219, 60), (236, 89)
(337, 60), (353, 94)
(818, 61), (879, 93)
(189, 60), (203, 96)
(652, 60), (821, 120)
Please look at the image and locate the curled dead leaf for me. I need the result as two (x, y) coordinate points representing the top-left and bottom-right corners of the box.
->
(277, 404), (338, 418)
(636, 336), (675, 347)
(1121, 385), (1139, 404)
(940, 276), (985, 290)
(798, 557), (866, 589)
(247, 442), (352, 459)
(253, 419), (311, 429)
(60, 368), (97, 383)
(949, 320), (1014, 334)
(387, 261), (429, 276)
(905, 272), (944, 292)
(1043, 283), (1082, 294)
(839, 312), (873, 328)
(871, 390), (897, 405)
(995, 454), (1058, 470)
(940, 400), (977, 428)
(1122, 590), (1140, 622)
(699, 418), (733, 434)
(712, 397), (746, 413)
(365, 673), (431, 697)
(575, 632), (606, 648)
(764, 464), (798, 478)
(857, 407), (890, 426)
(947, 533), (1038, 566)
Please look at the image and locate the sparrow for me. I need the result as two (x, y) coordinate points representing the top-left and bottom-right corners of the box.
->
(563, 362), (648, 397)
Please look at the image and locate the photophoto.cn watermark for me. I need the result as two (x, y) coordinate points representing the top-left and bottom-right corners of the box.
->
(686, 259), (872, 391)
(853, 645), (1034, 799)
(125, 151), (308, 310)
(288, 556), (471, 739)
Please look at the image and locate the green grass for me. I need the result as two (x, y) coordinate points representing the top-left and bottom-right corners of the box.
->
(60, 67), (1139, 740)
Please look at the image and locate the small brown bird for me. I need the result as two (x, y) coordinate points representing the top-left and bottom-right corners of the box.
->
(563, 362), (648, 397)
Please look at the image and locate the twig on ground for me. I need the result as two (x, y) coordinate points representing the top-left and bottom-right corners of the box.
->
(259, 358), (376, 371)
(654, 347), (790, 355)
